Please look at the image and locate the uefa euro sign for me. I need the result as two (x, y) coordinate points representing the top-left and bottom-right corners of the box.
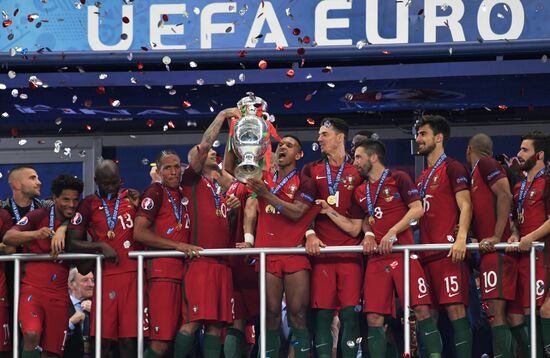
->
(232, 93), (271, 183)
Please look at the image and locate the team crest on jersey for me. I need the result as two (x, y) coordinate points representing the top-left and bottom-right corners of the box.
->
(141, 197), (155, 210)
(342, 175), (355, 190)
(384, 187), (393, 202)
(528, 189), (537, 205)
(16, 216), (28, 226)
(430, 174), (440, 189)
(71, 212), (83, 225)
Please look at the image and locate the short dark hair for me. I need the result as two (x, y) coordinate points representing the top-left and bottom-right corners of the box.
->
(51, 174), (84, 197)
(282, 135), (303, 151)
(8, 165), (36, 181)
(415, 115), (451, 144)
(356, 139), (386, 164)
(522, 131), (550, 161)
(321, 117), (349, 140)
(156, 150), (181, 168)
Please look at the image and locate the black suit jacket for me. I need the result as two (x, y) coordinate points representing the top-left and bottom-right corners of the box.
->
(64, 298), (89, 358)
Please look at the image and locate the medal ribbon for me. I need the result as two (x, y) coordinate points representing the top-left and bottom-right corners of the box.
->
(48, 205), (55, 238)
(518, 167), (547, 215)
(11, 198), (35, 222)
(365, 169), (389, 218)
(270, 169), (297, 195)
(162, 185), (183, 225)
(97, 191), (121, 233)
(203, 177), (221, 210)
(325, 159), (346, 196)
(419, 153), (447, 198)
(470, 159), (480, 182)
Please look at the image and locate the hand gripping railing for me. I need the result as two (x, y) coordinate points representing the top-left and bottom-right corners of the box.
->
(0, 253), (103, 358)
(129, 242), (544, 358)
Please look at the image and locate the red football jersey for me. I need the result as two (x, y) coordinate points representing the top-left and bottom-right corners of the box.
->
(255, 170), (319, 249)
(181, 167), (231, 250)
(350, 170), (420, 253)
(226, 181), (249, 247)
(68, 189), (141, 276)
(14, 207), (68, 298)
(416, 157), (470, 260)
(470, 156), (511, 242)
(513, 174), (550, 238)
(136, 182), (190, 279)
(302, 160), (363, 251)
(0, 209), (12, 306)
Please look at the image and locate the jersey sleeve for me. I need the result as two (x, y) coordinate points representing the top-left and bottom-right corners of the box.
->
(544, 176), (550, 216)
(13, 209), (44, 231)
(0, 209), (13, 237)
(136, 183), (163, 222)
(393, 170), (421, 206)
(181, 165), (200, 186)
(68, 196), (93, 233)
(478, 156), (507, 187)
(446, 159), (470, 193)
(295, 175), (317, 205)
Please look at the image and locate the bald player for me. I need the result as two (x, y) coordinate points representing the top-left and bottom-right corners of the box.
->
(466, 133), (515, 358)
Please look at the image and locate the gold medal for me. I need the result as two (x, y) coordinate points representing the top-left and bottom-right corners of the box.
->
(327, 195), (336, 205)
(265, 204), (275, 214)
(216, 209), (222, 217)
(368, 216), (375, 225)
(175, 223), (183, 231)
(107, 230), (116, 239)
(518, 209), (524, 224)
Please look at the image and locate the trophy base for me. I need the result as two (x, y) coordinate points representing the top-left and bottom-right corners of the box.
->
(235, 164), (262, 183)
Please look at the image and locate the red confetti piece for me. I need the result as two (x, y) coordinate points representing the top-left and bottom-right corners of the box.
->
(305, 94), (313, 102)
(402, 353), (410, 358)
(122, 16), (130, 24)
(182, 100), (192, 108)
(258, 60), (267, 70)
(167, 121), (176, 129)
(84, 100), (93, 108)
(2, 20), (13, 28)
(390, 261), (399, 269)
(283, 100), (293, 109)
(85, 124), (92, 131)
(137, 63), (144, 70)
(382, 50), (391, 55)
(297, 48), (305, 56)
(481, 302), (489, 311)
(80, 0), (86, 4)
(96, 86), (105, 94)
(239, 50), (247, 58)
(303, 36), (311, 44)
(10, 128), (18, 137)
(29, 82), (39, 90)
(498, 104), (508, 111)
(286, 69), (295, 78)
(27, 14), (35, 22)
(146, 119), (155, 127)
(292, 28), (301, 36)
(162, 14), (169, 22)
(306, 117), (315, 125)
(276, 46), (285, 51)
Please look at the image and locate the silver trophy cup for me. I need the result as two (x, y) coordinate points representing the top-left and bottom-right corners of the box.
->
(232, 93), (271, 182)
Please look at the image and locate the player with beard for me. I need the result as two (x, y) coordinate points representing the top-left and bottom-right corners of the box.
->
(243, 135), (319, 358)
(302, 118), (363, 358)
(3, 174), (83, 358)
(66, 160), (141, 358)
(174, 108), (242, 358)
(507, 131), (550, 356)
(317, 139), (443, 357)
(134, 150), (203, 358)
(414, 115), (473, 358)
(466, 133), (516, 358)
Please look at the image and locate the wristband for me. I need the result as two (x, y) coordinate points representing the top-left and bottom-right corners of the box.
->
(244, 233), (255, 245)
(305, 229), (316, 238)
(364, 231), (375, 238)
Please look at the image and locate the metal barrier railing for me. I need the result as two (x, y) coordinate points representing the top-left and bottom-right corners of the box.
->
(129, 242), (544, 358)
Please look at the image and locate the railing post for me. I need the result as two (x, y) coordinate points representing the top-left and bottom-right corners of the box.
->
(95, 256), (102, 358)
(12, 258), (20, 358)
(530, 245), (537, 358)
(404, 249), (411, 355)
(260, 251), (266, 358)
(137, 255), (144, 358)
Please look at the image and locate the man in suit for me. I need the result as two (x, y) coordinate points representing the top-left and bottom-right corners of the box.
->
(65, 267), (94, 358)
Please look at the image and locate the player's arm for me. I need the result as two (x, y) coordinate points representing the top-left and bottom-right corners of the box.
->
(3, 217), (53, 246)
(449, 189), (472, 262)
(315, 199), (362, 237)
(239, 196), (258, 248)
(188, 108), (241, 174)
(378, 200), (424, 255)
(133, 216), (202, 256)
(518, 216), (550, 252)
(0, 215), (15, 254)
(480, 178), (513, 252)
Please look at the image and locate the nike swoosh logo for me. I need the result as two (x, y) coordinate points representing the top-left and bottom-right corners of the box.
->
(315, 343), (329, 348)
(359, 197), (366, 203)
(424, 330), (438, 336)
(448, 292), (460, 297)
(315, 176), (326, 180)
(484, 287), (497, 293)
(417, 293), (429, 299)
(300, 348), (311, 352)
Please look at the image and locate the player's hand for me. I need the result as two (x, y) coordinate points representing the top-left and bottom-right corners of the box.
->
(50, 228), (66, 257)
(379, 230), (397, 255)
(246, 178), (269, 197)
(448, 239), (466, 263)
(177, 243), (203, 258)
(236, 242), (253, 249)
(506, 233), (520, 252)
(149, 164), (161, 183)
(226, 194), (241, 210)
(479, 236), (499, 253)
(80, 299), (92, 312)
(217, 108), (241, 123)
(100, 243), (118, 264)
(361, 236), (378, 255)
(315, 199), (333, 215)
(34, 227), (54, 240)
(70, 311), (85, 325)
(305, 234), (326, 256)
(518, 236), (534, 252)
(127, 188), (140, 208)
